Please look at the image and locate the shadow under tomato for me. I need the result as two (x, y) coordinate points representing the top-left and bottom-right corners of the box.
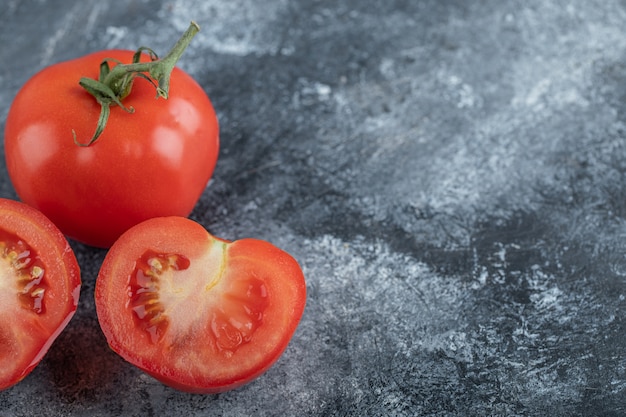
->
(38, 315), (128, 406)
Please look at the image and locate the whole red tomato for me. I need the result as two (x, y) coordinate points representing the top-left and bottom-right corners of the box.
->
(4, 24), (219, 248)
(95, 216), (306, 393)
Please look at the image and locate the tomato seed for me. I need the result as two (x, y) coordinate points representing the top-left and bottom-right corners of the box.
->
(0, 230), (47, 315)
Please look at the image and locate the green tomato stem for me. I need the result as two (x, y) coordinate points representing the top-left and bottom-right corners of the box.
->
(73, 21), (200, 147)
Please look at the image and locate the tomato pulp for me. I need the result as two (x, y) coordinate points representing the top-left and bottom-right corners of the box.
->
(95, 216), (306, 393)
(4, 49), (219, 248)
(0, 198), (81, 390)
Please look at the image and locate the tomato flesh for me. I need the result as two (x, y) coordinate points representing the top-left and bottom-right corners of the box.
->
(95, 217), (306, 393)
(0, 198), (81, 391)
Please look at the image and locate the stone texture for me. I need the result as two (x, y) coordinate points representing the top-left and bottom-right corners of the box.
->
(1, 0), (626, 415)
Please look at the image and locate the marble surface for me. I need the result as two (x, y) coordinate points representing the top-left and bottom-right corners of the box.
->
(1, 0), (626, 415)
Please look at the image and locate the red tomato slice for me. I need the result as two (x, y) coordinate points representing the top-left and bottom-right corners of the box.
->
(95, 216), (306, 393)
(0, 198), (81, 391)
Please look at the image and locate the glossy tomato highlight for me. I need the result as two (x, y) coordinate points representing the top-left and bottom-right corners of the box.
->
(4, 24), (219, 248)
(95, 216), (306, 394)
(0, 198), (81, 391)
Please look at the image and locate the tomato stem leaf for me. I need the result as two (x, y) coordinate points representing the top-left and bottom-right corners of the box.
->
(74, 21), (200, 146)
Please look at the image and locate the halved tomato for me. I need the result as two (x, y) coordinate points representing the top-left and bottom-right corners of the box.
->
(0, 198), (81, 390)
(95, 216), (306, 393)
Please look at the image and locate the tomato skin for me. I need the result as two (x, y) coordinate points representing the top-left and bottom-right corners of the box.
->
(0, 198), (81, 391)
(95, 217), (306, 394)
(4, 50), (219, 248)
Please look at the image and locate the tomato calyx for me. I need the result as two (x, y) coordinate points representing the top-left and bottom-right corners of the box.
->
(73, 21), (200, 147)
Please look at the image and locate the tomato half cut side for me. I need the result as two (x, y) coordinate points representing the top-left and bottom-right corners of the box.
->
(0, 198), (81, 391)
(95, 216), (306, 394)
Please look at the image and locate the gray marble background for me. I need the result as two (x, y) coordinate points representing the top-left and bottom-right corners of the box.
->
(1, 0), (626, 416)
